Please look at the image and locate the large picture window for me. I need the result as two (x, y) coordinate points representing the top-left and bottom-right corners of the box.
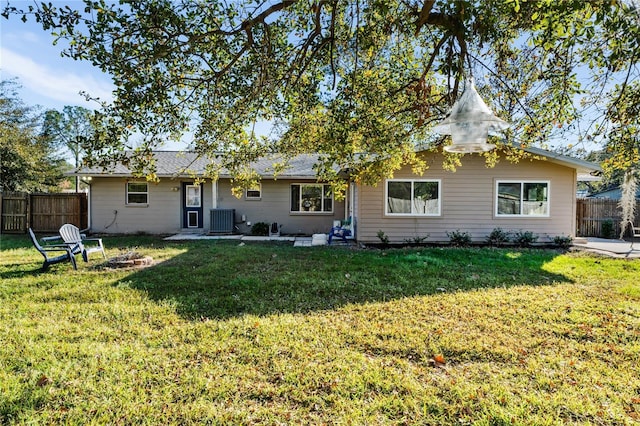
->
(386, 179), (441, 216)
(126, 182), (148, 205)
(496, 181), (549, 216)
(290, 184), (333, 213)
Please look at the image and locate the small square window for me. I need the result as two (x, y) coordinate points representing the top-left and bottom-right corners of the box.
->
(245, 184), (262, 200)
(126, 182), (148, 204)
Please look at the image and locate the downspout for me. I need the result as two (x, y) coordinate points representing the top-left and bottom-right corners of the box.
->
(211, 179), (218, 209)
(80, 176), (92, 233)
(349, 181), (356, 240)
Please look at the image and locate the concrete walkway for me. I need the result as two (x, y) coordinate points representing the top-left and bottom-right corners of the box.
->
(163, 233), (359, 247)
(572, 238), (640, 259)
(164, 233), (322, 247)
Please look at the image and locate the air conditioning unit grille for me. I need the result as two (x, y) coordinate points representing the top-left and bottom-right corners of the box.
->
(210, 209), (235, 233)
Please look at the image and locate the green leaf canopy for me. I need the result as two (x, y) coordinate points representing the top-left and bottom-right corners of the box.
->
(4, 0), (638, 189)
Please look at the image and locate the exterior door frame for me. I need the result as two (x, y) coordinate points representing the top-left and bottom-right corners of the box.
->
(182, 183), (203, 229)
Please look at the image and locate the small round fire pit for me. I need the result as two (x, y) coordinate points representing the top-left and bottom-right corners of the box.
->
(108, 251), (154, 269)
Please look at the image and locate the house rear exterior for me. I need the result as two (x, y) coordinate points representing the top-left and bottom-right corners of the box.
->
(76, 148), (600, 242)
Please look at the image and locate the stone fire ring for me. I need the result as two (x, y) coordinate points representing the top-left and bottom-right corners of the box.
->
(108, 256), (154, 269)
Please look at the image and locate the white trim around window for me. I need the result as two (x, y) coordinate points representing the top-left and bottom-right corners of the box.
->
(185, 184), (202, 208)
(245, 183), (262, 200)
(495, 180), (550, 217)
(290, 183), (334, 213)
(385, 179), (441, 216)
(126, 181), (149, 205)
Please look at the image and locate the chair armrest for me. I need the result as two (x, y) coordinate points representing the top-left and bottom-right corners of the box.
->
(82, 237), (102, 243)
(48, 242), (81, 251)
(41, 245), (74, 253)
(41, 235), (63, 244)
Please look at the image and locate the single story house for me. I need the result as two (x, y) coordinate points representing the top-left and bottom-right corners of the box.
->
(75, 146), (601, 243)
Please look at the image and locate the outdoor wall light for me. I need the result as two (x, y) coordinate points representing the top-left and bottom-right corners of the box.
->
(433, 78), (510, 153)
(171, 187), (180, 192)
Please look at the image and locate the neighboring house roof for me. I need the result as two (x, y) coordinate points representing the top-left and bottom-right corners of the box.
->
(75, 147), (601, 180)
(587, 186), (640, 200)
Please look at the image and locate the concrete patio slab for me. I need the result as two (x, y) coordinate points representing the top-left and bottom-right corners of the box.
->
(164, 233), (354, 248)
(572, 238), (640, 258)
(165, 233), (307, 244)
(164, 234), (243, 240)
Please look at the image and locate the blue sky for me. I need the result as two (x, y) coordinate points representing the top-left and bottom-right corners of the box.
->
(1, 5), (114, 111)
(1, 3), (193, 153)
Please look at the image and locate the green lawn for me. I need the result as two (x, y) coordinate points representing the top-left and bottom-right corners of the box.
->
(1, 233), (639, 425)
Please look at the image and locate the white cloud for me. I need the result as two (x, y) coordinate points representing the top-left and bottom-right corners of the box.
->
(0, 47), (113, 107)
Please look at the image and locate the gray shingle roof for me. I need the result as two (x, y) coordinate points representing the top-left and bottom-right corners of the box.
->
(75, 152), (323, 179)
(74, 147), (601, 180)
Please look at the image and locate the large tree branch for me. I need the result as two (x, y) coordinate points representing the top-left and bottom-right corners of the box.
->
(189, 0), (298, 43)
(414, 0), (436, 34)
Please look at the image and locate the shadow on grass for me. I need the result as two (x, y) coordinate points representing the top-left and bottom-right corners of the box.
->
(114, 240), (572, 320)
(0, 233), (33, 250)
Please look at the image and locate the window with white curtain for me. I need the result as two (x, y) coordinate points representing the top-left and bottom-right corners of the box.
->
(496, 181), (549, 216)
(385, 179), (441, 216)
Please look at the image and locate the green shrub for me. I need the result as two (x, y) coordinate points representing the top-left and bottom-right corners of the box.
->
(447, 229), (471, 247)
(486, 228), (511, 246)
(250, 222), (270, 236)
(513, 230), (538, 247)
(601, 219), (615, 239)
(376, 230), (389, 245)
(552, 235), (573, 249)
(403, 234), (429, 245)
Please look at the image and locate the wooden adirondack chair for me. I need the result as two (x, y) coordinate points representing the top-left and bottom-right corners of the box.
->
(59, 224), (106, 262)
(28, 228), (77, 271)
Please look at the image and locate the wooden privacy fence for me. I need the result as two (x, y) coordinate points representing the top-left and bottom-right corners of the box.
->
(1, 192), (88, 234)
(576, 198), (640, 238)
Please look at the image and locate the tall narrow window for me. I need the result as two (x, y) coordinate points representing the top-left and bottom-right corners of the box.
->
(290, 184), (333, 213)
(126, 182), (148, 204)
(496, 181), (549, 216)
(185, 185), (201, 207)
(386, 179), (441, 216)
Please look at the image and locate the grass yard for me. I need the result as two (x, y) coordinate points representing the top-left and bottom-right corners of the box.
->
(1, 233), (639, 425)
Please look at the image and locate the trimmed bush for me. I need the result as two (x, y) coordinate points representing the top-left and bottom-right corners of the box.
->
(553, 235), (573, 249)
(486, 227), (511, 247)
(250, 222), (270, 236)
(601, 219), (615, 239)
(513, 230), (538, 247)
(447, 229), (472, 247)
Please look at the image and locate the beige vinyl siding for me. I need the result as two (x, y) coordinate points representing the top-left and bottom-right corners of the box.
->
(90, 177), (343, 235)
(90, 178), (195, 234)
(216, 179), (345, 235)
(357, 152), (577, 243)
